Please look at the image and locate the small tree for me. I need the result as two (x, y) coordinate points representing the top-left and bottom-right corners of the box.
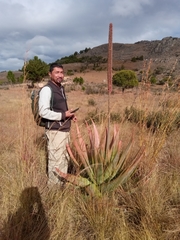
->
(23, 56), (49, 83)
(7, 71), (16, 84)
(113, 70), (139, 89)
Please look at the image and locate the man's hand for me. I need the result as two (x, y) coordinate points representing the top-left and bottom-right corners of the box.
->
(65, 110), (74, 118)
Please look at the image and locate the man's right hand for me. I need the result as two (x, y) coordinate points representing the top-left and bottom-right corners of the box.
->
(65, 110), (74, 118)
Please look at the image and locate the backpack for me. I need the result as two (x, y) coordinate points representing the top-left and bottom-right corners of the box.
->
(31, 85), (53, 127)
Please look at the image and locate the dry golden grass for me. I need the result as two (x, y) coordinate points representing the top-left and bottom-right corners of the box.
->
(0, 76), (180, 239)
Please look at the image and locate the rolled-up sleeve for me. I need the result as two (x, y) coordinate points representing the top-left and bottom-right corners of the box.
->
(39, 86), (63, 121)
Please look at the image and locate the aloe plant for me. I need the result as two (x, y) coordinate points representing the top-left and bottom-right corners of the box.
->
(56, 121), (145, 197)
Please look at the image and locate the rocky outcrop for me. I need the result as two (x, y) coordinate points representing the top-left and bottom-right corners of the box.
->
(79, 36), (180, 78)
(81, 36), (180, 60)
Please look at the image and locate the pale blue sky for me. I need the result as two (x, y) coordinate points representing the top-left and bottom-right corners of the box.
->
(0, 0), (180, 71)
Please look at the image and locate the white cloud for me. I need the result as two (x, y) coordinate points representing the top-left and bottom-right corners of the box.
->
(0, 0), (180, 71)
(26, 35), (53, 49)
(0, 58), (23, 71)
(110, 0), (152, 16)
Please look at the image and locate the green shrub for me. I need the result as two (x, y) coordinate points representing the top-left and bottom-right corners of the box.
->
(150, 76), (157, 84)
(73, 77), (84, 85)
(124, 106), (145, 124)
(84, 110), (107, 124)
(85, 84), (107, 95)
(146, 110), (176, 133)
(124, 106), (180, 133)
(67, 70), (74, 76)
(88, 98), (96, 106)
(7, 71), (16, 84)
(113, 70), (139, 89)
(110, 112), (122, 123)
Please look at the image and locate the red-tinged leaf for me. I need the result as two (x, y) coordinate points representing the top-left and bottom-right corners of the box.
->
(70, 128), (96, 183)
(92, 120), (100, 149)
(75, 122), (87, 153)
(71, 139), (96, 183)
(103, 127), (109, 159)
(55, 168), (91, 187)
(128, 146), (145, 169)
(100, 147), (145, 193)
(108, 140), (133, 181)
(109, 125), (118, 149)
(55, 168), (101, 197)
(85, 120), (94, 148)
(71, 124), (89, 163)
(98, 127), (108, 160)
(66, 144), (79, 166)
(72, 138), (88, 163)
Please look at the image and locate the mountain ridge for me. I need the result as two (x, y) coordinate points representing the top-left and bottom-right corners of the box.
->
(78, 36), (180, 80)
(81, 36), (180, 59)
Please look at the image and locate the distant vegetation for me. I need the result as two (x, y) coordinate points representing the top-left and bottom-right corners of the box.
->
(23, 56), (49, 83)
(6, 70), (24, 84)
(131, 55), (144, 62)
(113, 70), (139, 89)
(1, 44), (180, 91)
(11, 48), (107, 85)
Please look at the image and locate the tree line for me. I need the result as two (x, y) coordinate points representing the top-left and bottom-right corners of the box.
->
(6, 55), (139, 90)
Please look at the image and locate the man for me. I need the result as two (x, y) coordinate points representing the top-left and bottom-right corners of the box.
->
(39, 62), (76, 187)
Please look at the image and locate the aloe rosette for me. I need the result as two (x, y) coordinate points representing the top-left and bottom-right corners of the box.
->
(56, 121), (145, 197)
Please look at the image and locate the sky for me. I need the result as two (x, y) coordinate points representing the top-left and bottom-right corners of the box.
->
(0, 0), (180, 72)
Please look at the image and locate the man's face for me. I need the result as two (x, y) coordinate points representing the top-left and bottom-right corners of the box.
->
(49, 67), (64, 84)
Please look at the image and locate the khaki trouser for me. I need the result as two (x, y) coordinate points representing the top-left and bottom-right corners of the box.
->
(45, 130), (70, 186)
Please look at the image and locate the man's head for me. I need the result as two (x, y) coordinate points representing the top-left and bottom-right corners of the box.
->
(49, 62), (64, 85)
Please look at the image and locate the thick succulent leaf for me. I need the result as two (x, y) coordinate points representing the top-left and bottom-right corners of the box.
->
(72, 140), (93, 175)
(71, 128), (96, 183)
(109, 124), (119, 149)
(106, 127), (111, 160)
(90, 162), (106, 184)
(100, 147), (145, 193)
(66, 144), (80, 166)
(92, 120), (100, 149)
(108, 138), (133, 181)
(85, 120), (94, 149)
(55, 168), (101, 197)
(97, 162), (113, 184)
(97, 127), (107, 162)
(85, 184), (101, 197)
(56, 167), (91, 187)
(98, 144), (125, 185)
(75, 122), (87, 153)
(92, 148), (122, 185)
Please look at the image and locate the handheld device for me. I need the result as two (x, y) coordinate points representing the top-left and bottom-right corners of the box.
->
(70, 107), (79, 113)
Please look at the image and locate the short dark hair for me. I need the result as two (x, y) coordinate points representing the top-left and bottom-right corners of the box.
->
(49, 62), (63, 73)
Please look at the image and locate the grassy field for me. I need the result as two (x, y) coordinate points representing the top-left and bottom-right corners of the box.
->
(0, 76), (180, 239)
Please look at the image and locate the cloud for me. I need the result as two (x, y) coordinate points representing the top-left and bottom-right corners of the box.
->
(0, 58), (23, 72)
(0, 0), (180, 71)
(110, 0), (152, 17)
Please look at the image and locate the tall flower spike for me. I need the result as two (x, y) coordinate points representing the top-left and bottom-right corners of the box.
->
(107, 23), (113, 94)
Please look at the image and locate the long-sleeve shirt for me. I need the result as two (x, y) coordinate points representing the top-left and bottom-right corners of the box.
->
(38, 81), (70, 131)
(39, 86), (63, 121)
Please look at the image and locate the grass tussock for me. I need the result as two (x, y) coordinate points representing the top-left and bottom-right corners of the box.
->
(0, 82), (180, 240)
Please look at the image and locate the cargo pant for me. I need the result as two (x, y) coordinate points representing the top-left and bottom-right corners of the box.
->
(45, 130), (70, 187)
